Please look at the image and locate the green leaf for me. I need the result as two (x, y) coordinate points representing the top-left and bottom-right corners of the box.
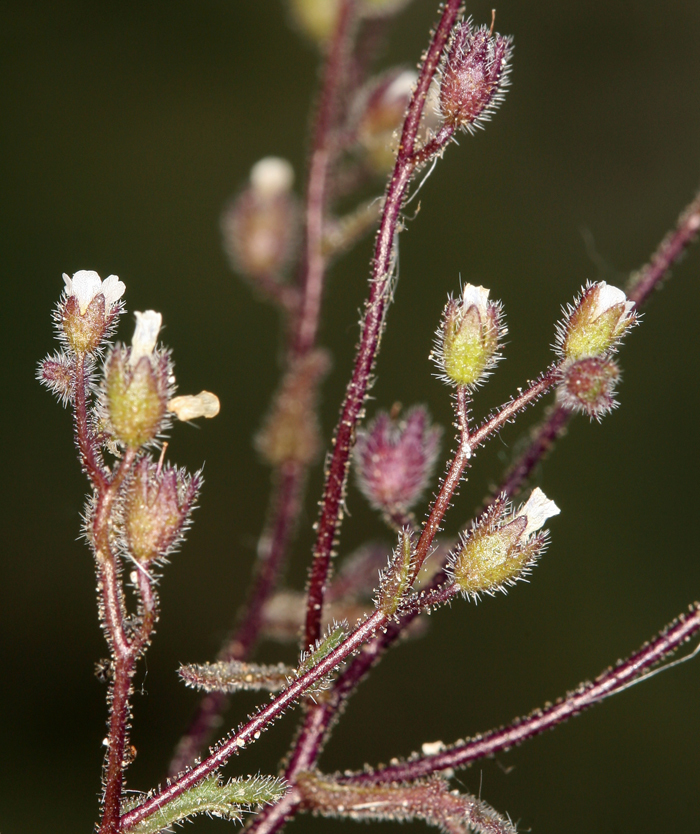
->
(122, 774), (287, 834)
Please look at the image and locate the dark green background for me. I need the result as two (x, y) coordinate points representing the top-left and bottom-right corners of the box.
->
(2, 1), (699, 832)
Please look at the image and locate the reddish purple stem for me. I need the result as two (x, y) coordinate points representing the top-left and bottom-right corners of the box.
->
(303, 0), (463, 650)
(339, 603), (700, 784)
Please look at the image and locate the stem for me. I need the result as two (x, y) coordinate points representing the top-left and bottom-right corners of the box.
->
(627, 189), (700, 307)
(121, 610), (388, 831)
(169, 2), (360, 773)
(95, 448), (147, 834)
(169, 463), (305, 776)
(303, 0), (463, 649)
(74, 353), (109, 491)
(339, 603), (700, 784)
(293, 0), (358, 357)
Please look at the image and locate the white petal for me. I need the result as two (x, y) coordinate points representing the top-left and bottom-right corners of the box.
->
(168, 391), (221, 421)
(461, 284), (490, 316)
(250, 157), (294, 197)
(518, 487), (560, 537)
(130, 310), (162, 365)
(70, 270), (103, 314)
(100, 274), (126, 311)
(591, 282), (627, 318)
(385, 70), (417, 103)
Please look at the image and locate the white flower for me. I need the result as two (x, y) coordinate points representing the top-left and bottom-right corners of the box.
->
(168, 391), (221, 421)
(129, 310), (162, 365)
(461, 283), (491, 316)
(63, 270), (125, 315)
(589, 281), (635, 320)
(250, 157), (294, 197)
(517, 487), (560, 537)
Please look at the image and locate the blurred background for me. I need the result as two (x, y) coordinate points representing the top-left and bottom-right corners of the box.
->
(1, 1), (699, 832)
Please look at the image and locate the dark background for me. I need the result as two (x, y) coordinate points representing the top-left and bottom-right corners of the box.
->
(2, 1), (699, 832)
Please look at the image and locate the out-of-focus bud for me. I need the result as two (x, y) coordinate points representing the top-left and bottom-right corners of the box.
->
(287, 0), (411, 46)
(352, 69), (416, 174)
(255, 350), (330, 466)
(37, 351), (74, 406)
(287, 0), (340, 45)
(221, 157), (299, 284)
(448, 488), (560, 600)
(557, 356), (620, 421)
(123, 457), (201, 563)
(432, 284), (505, 388)
(354, 406), (441, 514)
(556, 281), (637, 361)
(168, 391), (220, 422)
(104, 311), (173, 449)
(60, 270), (125, 354)
(438, 19), (513, 134)
(377, 528), (416, 617)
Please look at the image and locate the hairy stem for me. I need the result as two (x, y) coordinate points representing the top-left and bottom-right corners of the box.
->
(303, 0), (463, 649)
(73, 352), (109, 491)
(169, 463), (305, 775)
(339, 603), (700, 784)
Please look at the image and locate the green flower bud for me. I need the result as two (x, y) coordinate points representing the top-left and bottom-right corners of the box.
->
(556, 281), (637, 361)
(103, 311), (172, 449)
(448, 488), (560, 600)
(432, 284), (505, 388)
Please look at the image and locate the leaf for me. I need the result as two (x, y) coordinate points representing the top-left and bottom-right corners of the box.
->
(122, 774), (287, 834)
(178, 660), (293, 694)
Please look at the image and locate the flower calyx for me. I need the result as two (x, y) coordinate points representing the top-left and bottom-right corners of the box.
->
(448, 488), (560, 600)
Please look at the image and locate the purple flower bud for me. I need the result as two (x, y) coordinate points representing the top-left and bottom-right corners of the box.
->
(439, 19), (512, 134)
(354, 406), (442, 514)
(37, 351), (74, 406)
(221, 157), (299, 284)
(123, 457), (201, 563)
(557, 356), (620, 421)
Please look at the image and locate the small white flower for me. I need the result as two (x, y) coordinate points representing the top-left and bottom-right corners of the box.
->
(130, 310), (162, 366)
(461, 283), (491, 316)
(168, 391), (221, 421)
(590, 281), (635, 320)
(517, 487), (560, 538)
(250, 157), (294, 197)
(63, 270), (125, 314)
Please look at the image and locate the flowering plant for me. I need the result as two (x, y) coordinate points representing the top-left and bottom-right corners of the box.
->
(24, 2), (700, 833)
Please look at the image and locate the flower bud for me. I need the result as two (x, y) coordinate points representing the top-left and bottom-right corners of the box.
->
(221, 157), (299, 283)
(123, 457), (201, 563)
(255, 350), (330, 466)
(438, 19), (512, 134)
(354, 406), (441, 514)
(448, 488), (560, 600)
(37, 351), (74, 406)
(556, 281), (637, 361)
(432, 284), (505, 388)
(60, 270), (125, 354)
(353, 69), (417, 174)
(556, 356), (620, 421)
(103, 311), (172, 449)
(286, 0), (340, 45)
